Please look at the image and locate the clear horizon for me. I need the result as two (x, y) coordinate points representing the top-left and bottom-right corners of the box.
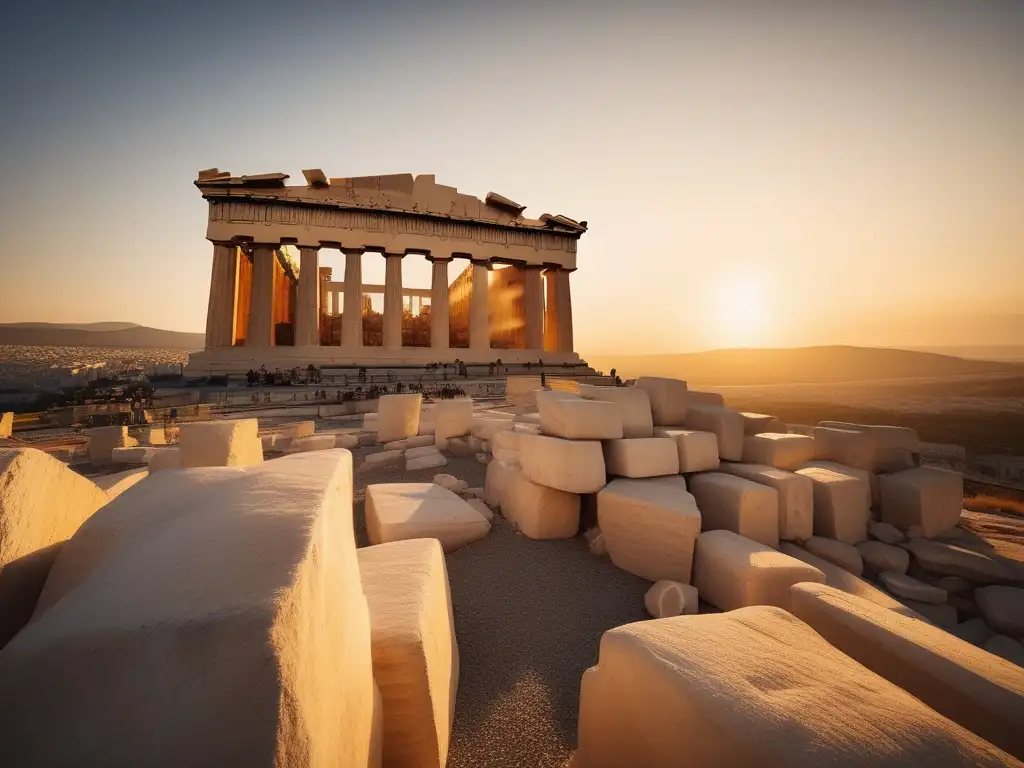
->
(2, 1), (1022, 354)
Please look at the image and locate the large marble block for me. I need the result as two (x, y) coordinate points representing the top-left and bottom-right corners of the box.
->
(814, 426), (877, 472)
(598, 476), (701, 583)
(741, 433), (814, 471)
(87, 425), (135, 465)
(790, 582), (1024, 761)
(579, 384), (654, 438)
(180, 419), (263, 468)
(653, 428), (720, 472)
(377, 394), (422, 444)
(634, 376), (688, 426)
(433, 400), (473, 441)
(537, 392), (623, 440)
(470, 416), (515, 441)
(280, 421), (315, 439)
(366, 483), (489, 553)
(1, 451), (377, 768)
(574, 606), (1012, 767)
(796, 465), (870, 544)
(519, 434), (606, 494)
(819, 421), (920, 470)
(683, 405), (744, 461)
(802, 460), (878, 507)
(503, 469), (580, 539)
(740, 412), (786, 435)
(603, 438), (679, 478)
(689, 472), (779, 549)
(693, 530), (824, 612)
(0, 411), (12, 438)
(719, 462), (813, 542)
(880, 467), (963, 539)
(0, 448), (109, 648)
(358, 539), (459, 768)
(483, 459), (517, 510)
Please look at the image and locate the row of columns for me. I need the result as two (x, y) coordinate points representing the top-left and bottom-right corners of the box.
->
(206, 243), (573, 353)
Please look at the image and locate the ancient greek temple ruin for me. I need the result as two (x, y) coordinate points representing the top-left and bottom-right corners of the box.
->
(189, 169), (587, 373)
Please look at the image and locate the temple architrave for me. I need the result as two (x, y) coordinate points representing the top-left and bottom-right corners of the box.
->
(188, 169), (587, 373)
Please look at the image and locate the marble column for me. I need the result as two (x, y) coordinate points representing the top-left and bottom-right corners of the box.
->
(543, 268), (560, 352)
(470, 260), (491, 351)
(205, 243), (237, 348)
(383, 253), (404, 350)
(522, 265), (544, 350)
(294, 246), (320, 347)
(341, 249), (363, 348)
(429, 257), (451, 351)
(557, 269), (574, 353)
(247, 246), (276, 347)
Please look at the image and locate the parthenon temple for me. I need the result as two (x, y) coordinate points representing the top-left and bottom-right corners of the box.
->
(188, 169), (588, 373)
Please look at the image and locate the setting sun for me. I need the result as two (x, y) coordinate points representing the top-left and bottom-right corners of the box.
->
(714, 274), (772, 348)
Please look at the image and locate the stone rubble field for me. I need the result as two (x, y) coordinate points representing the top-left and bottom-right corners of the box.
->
(0, 377), (1023, 767)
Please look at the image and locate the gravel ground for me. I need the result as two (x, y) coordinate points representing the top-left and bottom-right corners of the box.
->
(353, 453), (650, 768)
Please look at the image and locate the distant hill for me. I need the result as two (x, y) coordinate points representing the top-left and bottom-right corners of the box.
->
(585, 346), (1024, 386)
(0, 323), (204, 350)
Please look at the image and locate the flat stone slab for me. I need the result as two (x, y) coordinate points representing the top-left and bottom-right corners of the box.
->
(740, 412), (786, 435)
(366, 483), (490, 553)
(719, 462), (813, 542)
(869, 520), (905, 545)
(905, 536), (1024, 584)
(689, 472), (779, 549)
(537, 392), (623, 440)
(433, 400), (473, 441)
(503, 469), (580, 540)
(693, 529), (824, 612)
(279, 421), (315, 439)
(519, 434), (606, 494)
(633, 376), (688, 426)
(790, 582), (1024, 761)
(976, 586), (1024, 637)
(377, 393), (422, 444)
(575, 606), (1013, 767)
(406, 452), (448, 472)
(602, 438), (679, 478)
(579, 384), (654, 438)
(286, 434), (337, 453)
(796, 465), (869, 544)
(879, 572), (947, 604)
(358, 539), (459, 768)
(653, 428), (720, 473)
(857, 540), (909, 574)
(880, 467), (963, 539)
(470, 417), (515, 441)
(0, 448), (109, 648)
(598, 475), (701, 583)
(805, 536), (864, 576)
(179, 419), (263, 468)
(362, 449), (405, 470)
(683, 405), (744, 461)
(741, 433), (814, 471)
(2, 451), (376, 767)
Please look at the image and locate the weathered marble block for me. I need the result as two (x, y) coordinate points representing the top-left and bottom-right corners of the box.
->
(433, 400), (473, 441)
(796, 465), (870, 544)
(879, 466), (963, 539)
(813, 426), (877, 472)
(377, 394), (422, 444)
(87, 425), (136, 465)
(579, 384), (654, 438)
(519, 434), (606, 494)
(503, 468), (580, 539)
(740, 412), (786, 436)
(683, 405), (745, 461)
(537, 392), (623, 440)
(179, 419), (263, 468)
(484, 458), (518, 510)
(365, 483), (490, 553)
(634, 376), (689, 426)
(741, 433), (814, 471)
(653, 428), (720, 473)
(603, 438), (679, 478)
(719, 462), (813, 542)
(689, 472), (779, 549)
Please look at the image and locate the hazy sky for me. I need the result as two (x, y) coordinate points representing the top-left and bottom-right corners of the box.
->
(1, 0), (1022, 354)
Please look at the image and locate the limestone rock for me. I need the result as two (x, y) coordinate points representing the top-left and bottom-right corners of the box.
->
(287, 434), (337, 453)
(976, 586), (1024, 637)
(377, 393), (422, 444)
(880, 571), (947, 604)
(537, 392), (623, 440)
(795, 465), (869, 544)
(985, 636), (1024, 668)
(3, 451), (376, 768)
(0, 448), (109, 648)
(741, 433), (814, 471)
(779, 542), (925, 619)
(693, 530), (824, 612)
(602, 438), (679, 478)
(519, 434), (606, 494)
(87, 425), (134, 465)
(643, 581), (697, 618)
(633, 376), (688, 426)
(805, 536), (864, 576)
(575, 606), (1014, 767)
(579, 384), (654, 438)
(361, 449), (405, 470)
(818, 421), (921, 472)
(880, 467), (963, 539)
(813, 427), (878, 471)
(905, 536), (1024, 584)
(406, 451), (448, 471)
(689, 472), (779, 549)
(0, 412), (12, 438)
(280, 421), (315, 439)
(869, 520), (904, 545)
(406, 445), (440, 460)
(952, 618), (996, 647)
(503, 469), (580, 540)
(433, 400), (473, 441)
(484, 459), (517, 510)
(653, 428), (719, 473)
(358, 540), (459, 768)
(789, 582), (1024, 760)
(383, 438), (410, 450)
(857, 540), (909, 574)
(683, 405), (745, 461)
(718, 462), (813, 542)
(740, 412), (786, 436)
(802, 460), (877, 508)
(146, 447), (182, 473)
(180, 419), (263, 468)
(92, 467), (148, 500)
(110, 445), (158, 464)
(598, 476), (701, 583)
(366, 483), (490, 553)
